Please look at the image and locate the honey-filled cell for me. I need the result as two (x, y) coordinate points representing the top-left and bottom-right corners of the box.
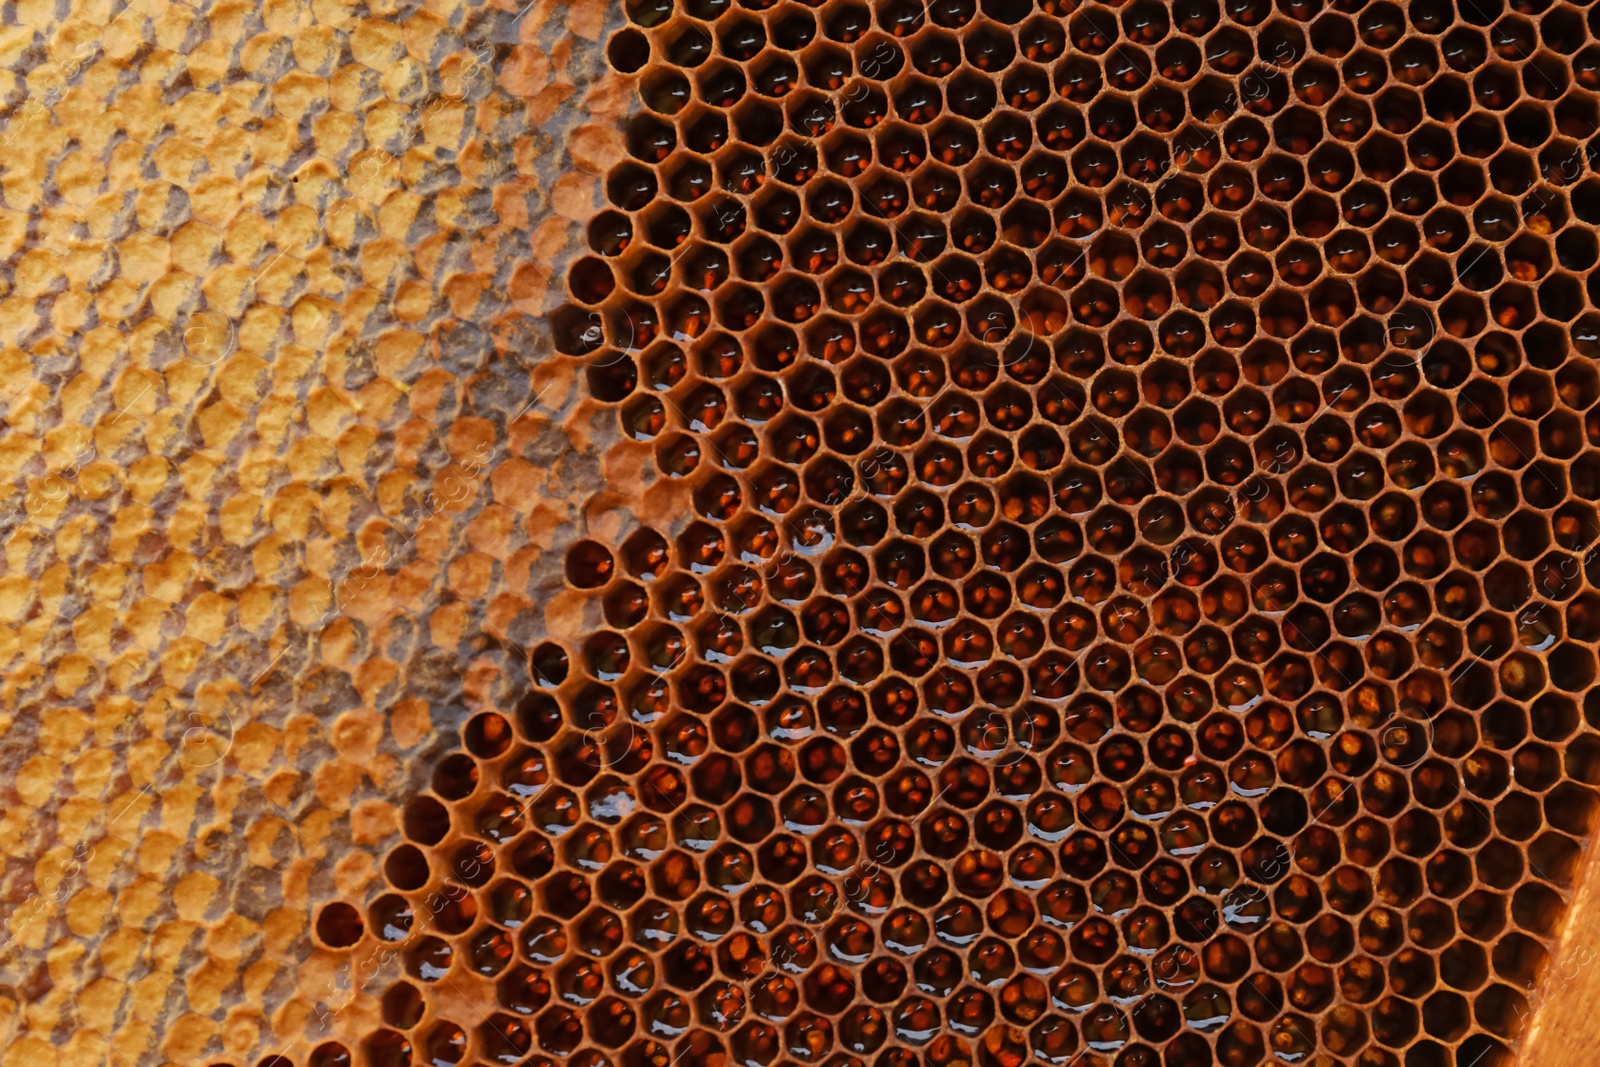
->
(347, 3), (1600, 1066)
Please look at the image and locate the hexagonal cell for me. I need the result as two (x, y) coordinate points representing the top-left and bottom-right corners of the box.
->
(326, 4), (1600, 1064)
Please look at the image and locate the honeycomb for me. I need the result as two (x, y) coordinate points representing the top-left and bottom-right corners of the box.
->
(319, 1), (1600, 1066)
(0, 0), (643, 1063)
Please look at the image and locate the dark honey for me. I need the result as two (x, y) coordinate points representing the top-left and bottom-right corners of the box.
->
(281, 2), (1600, 1066)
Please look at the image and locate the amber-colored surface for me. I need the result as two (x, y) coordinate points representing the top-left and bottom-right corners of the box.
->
(0, 0), (639, 1063)
(333, 0), (1600, 1066)
(16, 0), (1600, 1065)
(1515, 831), (1600, 1066)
